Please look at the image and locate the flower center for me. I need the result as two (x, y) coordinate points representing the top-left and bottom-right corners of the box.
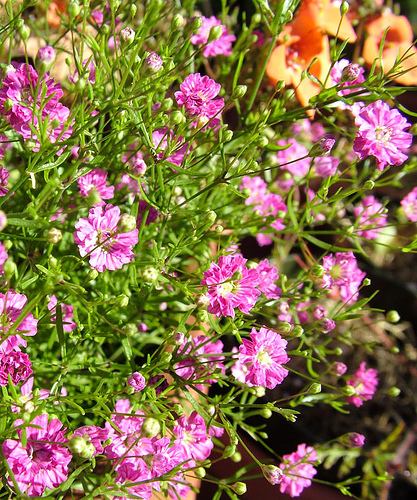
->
(257, 347), (272, 366)
(375, 126), (392, 143)
(219, 281), (237, 296)
(97, 229), (116, 252)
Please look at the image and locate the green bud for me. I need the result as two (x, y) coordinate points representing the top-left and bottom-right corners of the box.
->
(277, 322), (292, 334)
(252, 13), (262, 24)
(390, 346), (400, 354)
(115, 294), (129, 308)
(160, 98), (173, 112)
(224, 130), (233, 142)
(171, 13), (184, 29)
(170, 110), (186, 125)
(80, 441), (96, 459)
(194, 467), (206, 479)
(345, 225), (354, 236)
(142, 266), (158, 283)
(215, 225), (224, 234)
(69, 435), (87, 455)
(340, 0), (349, 16)
(101, 23), (110, 35)
(67, 2), (81, 20)
(258, 136), (269, 148)
(208, 24), (223, 42)
(334, 347), (343, 356)
(191, 17), (203, 32)
(3, 258), (17, 280)
(160, 352), (172, 365)
(223, 445), (236, 458)
(252, 386), (266, 398)
(342, 385), (356, 396)
(117, 214), (137, 233)
(231, 451), (242, 463)
(205, 210), (217, 225)
(142, 418), (161, 438)
(18, 24), (31, 43)
(310, 264), (325, 277)
(173, 403), (185, 416)
(46, 228), (62, 244)
(231, 482), (247, 496)
(292, 325), (304, 337)
(22, 400), (36, 414)
(232, 85), (247, 99)
(388, 386), (401, 397)
(364, 180), (375, 190)
(275, 80), (285, 92)
(87, 268), (99, 281)
(260, 408), (273, 419)
(124, 323), (138, 337)
(308, 383), (322, 394)
(130, 4), (137, 18)
(197, 309), (209, 322)
(362, 278), (371, 286)
(386, 310), (400, 323)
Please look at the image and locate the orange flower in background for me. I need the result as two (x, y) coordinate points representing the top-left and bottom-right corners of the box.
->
(363, 12), (417, 86)
(266, 0), (356, 110)
(47, 0), (68, 29)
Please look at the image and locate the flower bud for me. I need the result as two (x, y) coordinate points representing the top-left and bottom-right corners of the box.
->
(75, 77), (87, 92)
(224, 130), (233, 142)
(170, 110), (186, 125)
(386, 310), (400, 323)
(348, 432), (365, 448)
(160, 352), (172, 365)
(275, 80), (285, 92)
(362, 278), (371, 286)
(172, 13), (185, 29)
(260, 408), (272, 419)
(364, 180), (375, 190)
(142, 418), (161, 437)
(308, 383), (322, 394)
(69, 435), (87, 455)
(277, 321), (292, 334)
(341, 63), (362, 82)
(388, 386), (401, 397)
(145, 52), (163, 72)
(160, 98), (173, 112)
(342, 385), (356, 396)
(191, 17), (203, 32)
(142, 266), (159, 283)
(231, 482), (247, 496)
(35, 46), (56, 75)
(321, 318), (336, 333)
(46, 228), (62, 244)
(292, 325), (304, 337)
(173, 331), (185, 345)
(310, 264), (325, 277)
(215, 224), (224, 234)
(208, 24), (223, 42)
(340, 1), (349, 16)
(3, 258), (16, 280)
(332, 362), (347, 376)
(18, 24), (31, 43)
(80, 442), (96, 460)
(87, 268), (99, 281)
(194, 467), (206, 479)
(223, 445), (236, 458)
(232, 85), (247, 99)
(262, 464), (283, 485)
(130, 4), (137, 18)
(67, 1), (81, 20)
(309, 134), (336, 157)
(117, 214), (137, 233)
(172, 403), (185, 416)
(231, 451), (242, 462)
(197, 309), (209, 322)
(120, 27), (135, 46)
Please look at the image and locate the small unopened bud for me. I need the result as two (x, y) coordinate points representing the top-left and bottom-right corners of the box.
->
(232, 85), (247, 99)
(231, 482), (247, 496)
(87, 268), (99, 281)
(348, 432), (365, 448)
(160, 98), (173, 112)
(117, 214), (137, 233)
(275, 80), (285, 92)
(310, 264), (325, 277)
(388, 386), (401, 397)
(22, 400), (36, 414)
(120, 27), (135, 46)
(194, 467), (206, 479)
(291, 325), (304, 337)
(231, 451), (242, 462)
(115, 294), (129, 307)
(208, 24), (223, 42)
(262, 464), (283, 485)
(145, 52), (163, 72)
(3, 258), (17, 280)
(223, 445), (236, 458)
(253, 386), (265, 398)
(160, 352), (172, 365)
(142, 266), (158, 283)
(215, 224), (224, 234)
(332, 362), (347, 376)
(277, 322), (292, 334)
(364, 180), (375, 190)
(341, 63), (361, 82)
(67, 1), (81, 20)
(195, 293), (210, 309)
(75, 77), (87, 92)
(258, 136), (269, 148)
(170, 110), (186, 125)
(142, 418), (161, 437)
(260, 408), (273, 419)
(308, 383), (322, 394)
(124, 323), (138, 337)
(130, 4), (137, 18)
(172, 13), (185, 29)
(205, 210), (217, 225)
(173, 403), (185, 416)
(191, 17), (203, 32)
(342, 385), (356, 396)
(46, 228), (62, 244)
(69, 435), (87, 455)
(362, 278), (371, 286)
(224, 130), (233, 142)
(309, 134), (336, 157)
(0, 211), (8, 231)
(340, 0), (349, 16)
(386, 310), (400, 323)
(321, 318), (336, 333)
(18, 24), (31, 43)
(35, 46), (56, 74)
(173, 331), (185, 345)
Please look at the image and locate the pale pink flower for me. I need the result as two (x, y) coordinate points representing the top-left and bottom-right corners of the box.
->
(74, 204), (138, 272)
(349, 433), (365, 448)
(173, 411), (214, 461)
(291, 120), (326, 142)
(347, 362), (379, 407)
(279, 443), (317, 497)
(152, 127), (190, 167)
(401, 186), (417, 222)
(175, 73), (224, 128)
(353, 100), (412, 170)
(256, 259), (280, 299)
(353, 195), (387, 239)
(237, 326), (289, 389)
(201, 254), (260, 318)
(314, 155), (340, 177)
(2, 414), (72, 496)
(47, 295), (76, 332)
(240, 175), (268, 205)
(77, 168), (114, 204)
(273, 139), (310, 177)
(190, 16), (236, 57)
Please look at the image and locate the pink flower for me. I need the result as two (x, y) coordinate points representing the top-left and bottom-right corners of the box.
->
(145, 52), (163, 72)
(314, 155), (340, 177)
(137, 200), (159, 226)
(329, 58), (365, 113)
(0, 241), (8, 273)
(279, 443), (317, 497)
(353, 100), (412, 170)
(349, 432), (365, 448)
(77, 168), (114, 204)
(74, 204), (138, 272)
(237, 326), (289, 389)
(322, 251), (366, 304)
(113, 460), (152, 500)
(2, 414), (72, 496)
(0, 166), (9, 196)
(127, 371), (146, 391)
(0, 291), (38, 347)
(201, 254), (261, 318)
(72, 425), (109, 457)
(273, 139), (310, 178)
(47, 295), (76, 332)
(401, 186), (417, 222)
(291, 120), (326, 142)
(240, 175), (268, 205)
(190, 16), (236, 57)
(174, 73), (224, 129)
(347, 362), (379, 407)
(353, 195), (387, 239)
(152, 127), (190, 167)
(174, 335), (225, 389)
(68, 59), (96, 85)
(173, 411), (214, 461)
(256, 259), (281, 299)
(0, 349), (32, 386)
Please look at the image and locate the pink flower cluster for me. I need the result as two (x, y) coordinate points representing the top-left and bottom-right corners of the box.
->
(279, 443), (318, 497)
(353, 195), (387, 239)
(74, 203), (138, 272)
(175, 73), (224, 129)
(77, 168), (114, 205)
(322, 251), (366, 304)
(235, 326), (290, 389)
(347, 362), (379, 407)
(0, 64), (72, 151)
(190, 16), (236, 57)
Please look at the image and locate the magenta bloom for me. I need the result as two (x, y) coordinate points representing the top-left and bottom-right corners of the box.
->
(322, 251), (366, 304)
(347, 362), (379, 407)
(314, 155), (340, 177)
(279, 443), (318, 497)
(74, 204), (138, 272)
(0, 166), (10, 196)
(353, 195), (387, 239)
(240, 175), (268, 206)
(353, 100), (412, 170)
(173, 411), (214, 461)
(72, 425), (109, 457)
(2, 414), (72, 496)
(256, 259), (281, 299)
(47, 295), (76, 332)
(113, 460), (152, 500)
(0, 242), (8, 274)
(0, 349), (32, 386)
(127, 371), (146, 391)
(152, 127), (190, 167)
(401, 186), (417, 222)
(190, 16), (236, 57)
(77, 168), (114, 204)
(175, 73), (224, 129)
(0, 291), (38, 347)
(349, 433), (365, 448)
(237, 326), (289, 389)
(273, 139), (310, 178)
(201, 254), (261, 318)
